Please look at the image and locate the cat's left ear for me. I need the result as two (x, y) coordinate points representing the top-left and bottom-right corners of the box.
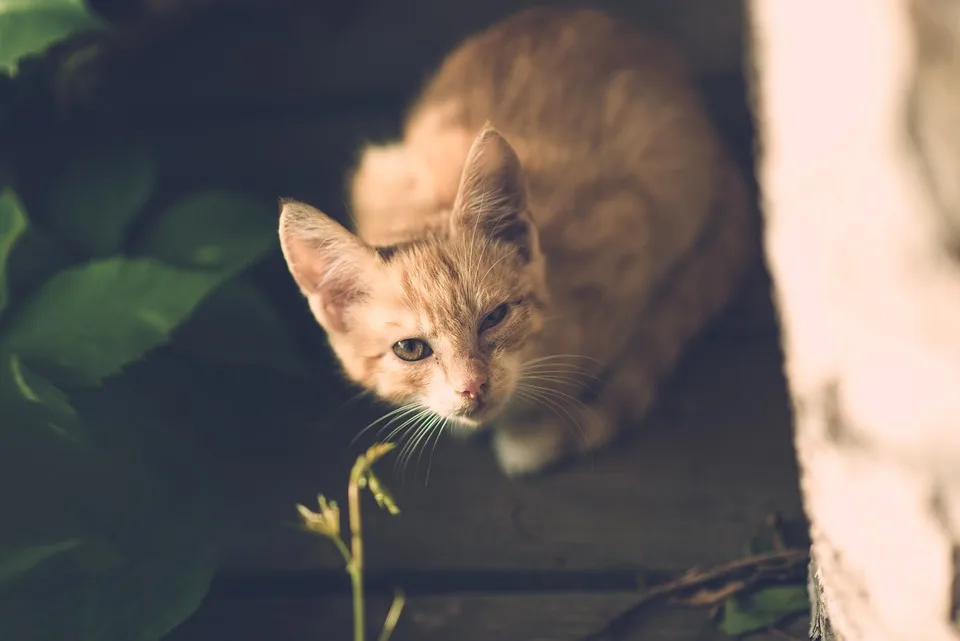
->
(450, 124), (536, 261)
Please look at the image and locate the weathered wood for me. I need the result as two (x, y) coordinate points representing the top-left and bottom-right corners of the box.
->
(210, 310), (800, 574)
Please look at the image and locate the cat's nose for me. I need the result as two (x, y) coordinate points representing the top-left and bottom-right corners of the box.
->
(457, 377), (488, 402)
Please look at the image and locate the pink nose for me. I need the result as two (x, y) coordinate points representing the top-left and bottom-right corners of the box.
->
(457, 377), (488, 402)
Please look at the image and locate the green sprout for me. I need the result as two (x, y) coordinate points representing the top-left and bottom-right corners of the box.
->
(296, 442), (404, 641)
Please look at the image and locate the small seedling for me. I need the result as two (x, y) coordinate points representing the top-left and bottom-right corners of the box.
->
(296, 442), (405, 641)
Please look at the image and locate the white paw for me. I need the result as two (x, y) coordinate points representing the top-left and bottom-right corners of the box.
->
(492, 424), (566, 477)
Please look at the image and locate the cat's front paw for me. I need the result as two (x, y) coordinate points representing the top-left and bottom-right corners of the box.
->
(492, 421), (567, 477)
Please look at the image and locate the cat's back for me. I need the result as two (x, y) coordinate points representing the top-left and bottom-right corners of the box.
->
(413, 8), (692, 139)
(403, 8), (727, 240)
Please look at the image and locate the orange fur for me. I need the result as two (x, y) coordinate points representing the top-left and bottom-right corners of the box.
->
(280, 8), (758, 476)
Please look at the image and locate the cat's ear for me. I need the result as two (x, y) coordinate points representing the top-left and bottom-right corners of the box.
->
(450, 125), (536, 260)
(278, 199), (376, 333)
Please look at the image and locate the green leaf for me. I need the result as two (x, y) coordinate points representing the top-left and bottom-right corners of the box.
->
(0, 188), (29, 315)
(7, 352), (79, 419)
(0, 532), (215, 641)
(172, 279), (309, 375)
(47, 139), (156, 257)
(0, 0), (108, 75)
(1, 257), (223, 386)
(135, 190), (276, 277)
(0, 352), (217, 641)
(2, 226), (72, 314)
(0, 539), (81, 586)
(719, 584), (810, 637)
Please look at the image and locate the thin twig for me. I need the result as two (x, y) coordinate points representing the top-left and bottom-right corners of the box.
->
(580, 549), (809, 640)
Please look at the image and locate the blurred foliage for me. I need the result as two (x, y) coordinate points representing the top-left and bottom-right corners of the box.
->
(0, 1), (310, 639)
(0, 0), (108, 75)
(716, 526), (811, 637)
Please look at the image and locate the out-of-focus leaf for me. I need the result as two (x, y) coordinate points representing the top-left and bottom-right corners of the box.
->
(1, 257), (221, 385)
(47, 139), (156, 256)
(0, 351), (217, 641)
(0, 188), (28, 315)
(0, 539), (80, 586)
(3, 226), (73, 308)
(0, 0), (107, 75)
(172, 279), (308, 375)
(135, 190), (276, 278)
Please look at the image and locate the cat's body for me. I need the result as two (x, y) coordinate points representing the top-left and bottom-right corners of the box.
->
(279, 8), (757, 476)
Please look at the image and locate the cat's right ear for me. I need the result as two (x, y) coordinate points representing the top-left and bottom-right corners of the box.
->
(450, 125), (537, 261)
(278, 199), (375, 333)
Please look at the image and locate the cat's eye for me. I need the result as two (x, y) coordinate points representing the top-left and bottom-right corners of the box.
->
(479, 303), (509, 332)
(392, 339), (433, 362)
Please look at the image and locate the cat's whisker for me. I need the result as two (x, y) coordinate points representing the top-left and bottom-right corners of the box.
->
(521, 353), (604, 367)
(402, 413), (444, 482)
(513, 386), (589, 448)
(394, 411), (440, 481)
(478, 251), (514, 285)
(519, 381), (602, 424)
(392, 413), (430, 478)
(341, 388), (373, 408)
(520, 362), (597, 373)
(513, 389), (589, 449)
(376, 405), (429, 440)
(381, 407), (432, 445)
(397, 415), (430, 476)
(521, 374), (590, 389)
(519, 368), (601, 384)
(424, 417), (449, 486)
(517, 381), (587, 415)
(352, 402), (422, 446)
(411, 413), (445, 481)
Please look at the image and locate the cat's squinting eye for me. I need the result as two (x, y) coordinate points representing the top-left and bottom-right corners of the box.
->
(479, 303), (510, 332)
(393, 338), (433, 362)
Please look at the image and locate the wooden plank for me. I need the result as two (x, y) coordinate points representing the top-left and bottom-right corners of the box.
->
(165, 591), (807, 641)
(210, 309), (802, 574)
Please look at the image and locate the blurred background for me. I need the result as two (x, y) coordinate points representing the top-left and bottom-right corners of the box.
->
(2, 2), (806, 640)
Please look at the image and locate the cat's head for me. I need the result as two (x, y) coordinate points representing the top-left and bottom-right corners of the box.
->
(279, 126), (548, 427)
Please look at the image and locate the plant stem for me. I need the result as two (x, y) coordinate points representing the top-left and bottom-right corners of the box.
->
(330, 535), (351, 566)
(377, 589), (406, 641)
(348, 457), (367, 641)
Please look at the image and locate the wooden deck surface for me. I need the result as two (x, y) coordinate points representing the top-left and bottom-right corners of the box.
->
(161, 267), (807, 641)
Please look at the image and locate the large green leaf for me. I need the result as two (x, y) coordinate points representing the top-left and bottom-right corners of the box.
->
(1, 257), (223, 386)
(0, 0), (107, 75)
(172, 278), (309, 375)
(135, 190), (277, 277)
(0, 353), (217, 641)
(47, 139), (156, 257)
(0, 188), (28, 315)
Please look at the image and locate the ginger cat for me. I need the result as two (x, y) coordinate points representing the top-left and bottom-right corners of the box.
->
(279, 8), (757, 477)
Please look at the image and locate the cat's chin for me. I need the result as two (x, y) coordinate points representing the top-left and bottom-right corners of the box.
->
(444, 410), (500, 436)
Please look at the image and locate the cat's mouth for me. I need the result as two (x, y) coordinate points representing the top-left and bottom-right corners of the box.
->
(449, 398), (505, 427)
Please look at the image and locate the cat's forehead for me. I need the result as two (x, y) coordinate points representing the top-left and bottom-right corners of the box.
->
(375, 237), (519, 327)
